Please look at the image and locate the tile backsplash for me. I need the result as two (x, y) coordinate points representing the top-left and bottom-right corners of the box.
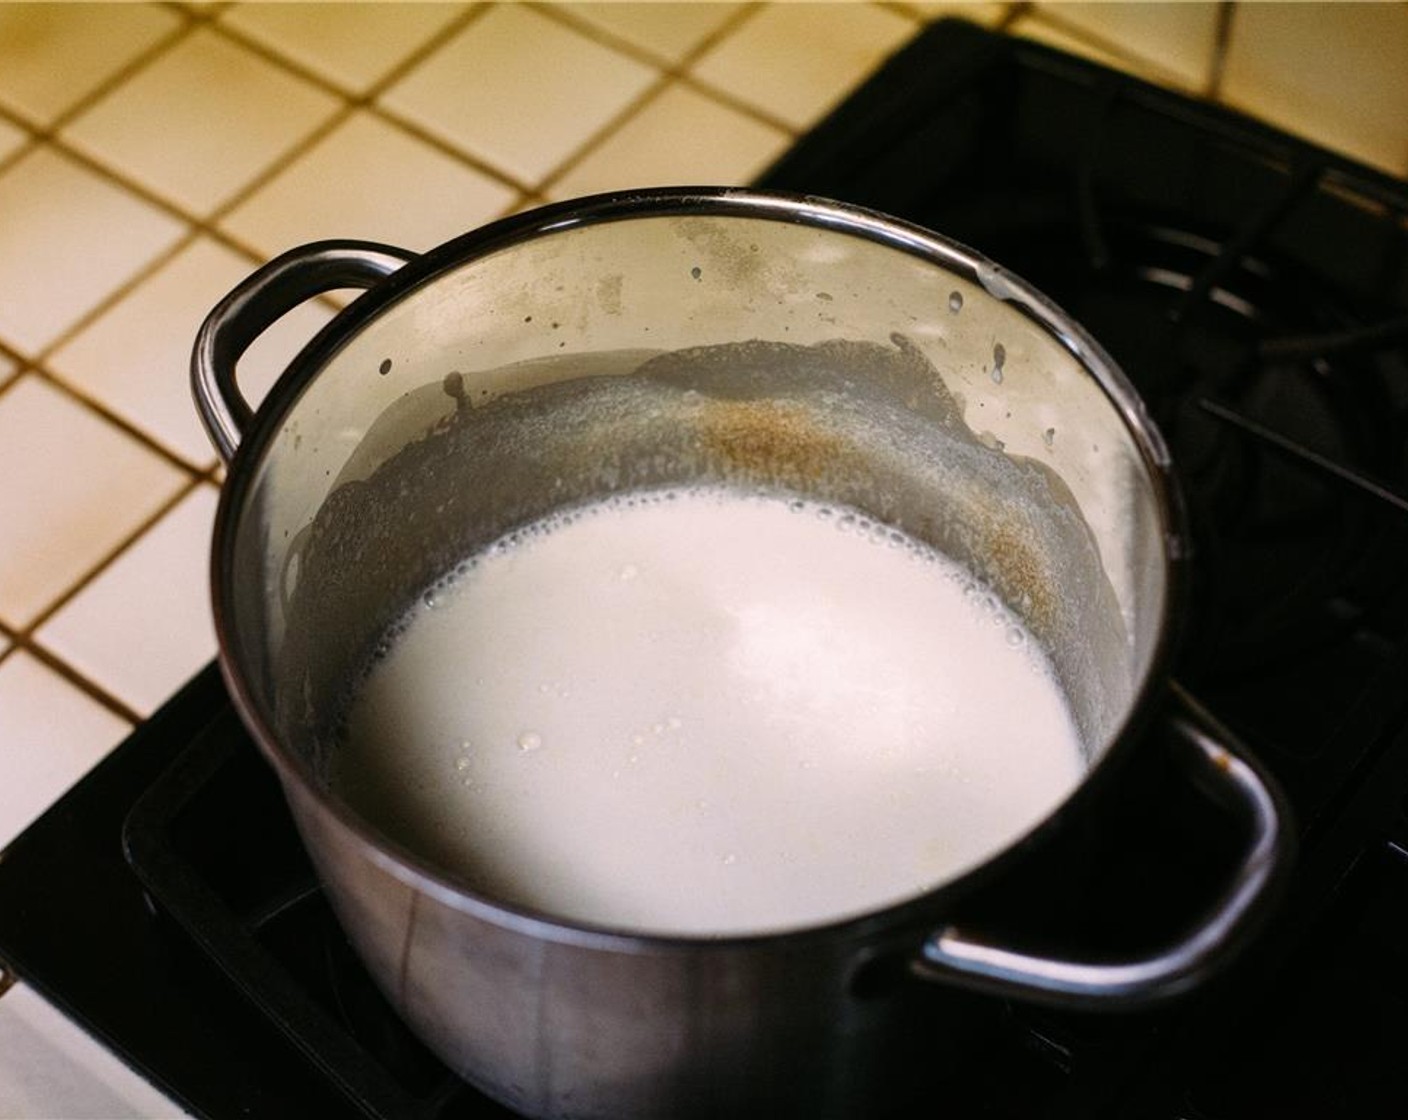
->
(0, 1), (1405, 1113)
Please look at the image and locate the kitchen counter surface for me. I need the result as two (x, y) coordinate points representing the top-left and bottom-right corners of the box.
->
(1, 2), (1405, 1116)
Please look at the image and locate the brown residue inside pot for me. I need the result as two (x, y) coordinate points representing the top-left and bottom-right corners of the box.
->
(696, 398), (859, 491)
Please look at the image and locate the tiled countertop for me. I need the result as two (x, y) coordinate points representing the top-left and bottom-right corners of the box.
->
(0, 2), (1405, 1116)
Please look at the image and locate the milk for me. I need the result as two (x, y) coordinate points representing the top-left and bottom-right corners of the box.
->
(335, 488), (1086, 937)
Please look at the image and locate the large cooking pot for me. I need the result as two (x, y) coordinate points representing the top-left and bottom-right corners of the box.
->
(193, 189), (1289, 1119)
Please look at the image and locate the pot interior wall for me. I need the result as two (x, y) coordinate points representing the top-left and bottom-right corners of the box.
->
(222, 207), (1167, 828)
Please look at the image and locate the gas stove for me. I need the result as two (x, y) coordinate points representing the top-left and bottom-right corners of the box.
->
(3, 20), (1408, 1120)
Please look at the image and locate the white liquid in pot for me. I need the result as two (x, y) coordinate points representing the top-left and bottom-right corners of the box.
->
(335, 489), (1086, 936)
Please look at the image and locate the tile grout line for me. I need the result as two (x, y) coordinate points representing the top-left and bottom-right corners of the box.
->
(0, 6), (493, 717)
(11, 220), (233, 475)
(0, 13), (208, 377)
(0, 122), (38, 179)
(0, 363), (28, 406)
(1206, 1), (1238, 102)
(29, 9), (199, 136)
(530, 1), (793, 196)
(997, 3), (1033, 33)
(5, 472), (209, 673)
(358, 102), (537, 199)
(1011, 7), (1204, 94)
(13, 474), (208, 637)
(537, 0), (763, 75)
(207, 103), (363, 223)
(208, 4), (539, 201)
(10, 636), (143, 728)
(2, 206), (299, 483)
(7, 0), (950, 372)
(2, 0), (809, 374)
(0, 333), (27, 368)
(11, 8), (497, 384)
(535, 72), (679, 198)
(29, 365), (215, 478)
(23, 214), (273, 366)
(208, 0), (808, 220)
(18, 13), (756, 352)
(0, 0), (922, 743)
(0, 0), (923, 734)
(538, 1), (821, 162)
(0, 3), (378, 722)
(671, 72), (803, 142)
(11, 0), (741, 657)
(0, 0), (788, 201)
(0, 359), (214, 487)
(214, 1), (487, 107)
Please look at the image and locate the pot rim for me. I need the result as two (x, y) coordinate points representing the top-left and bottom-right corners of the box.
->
(210, 186), (1192, 952)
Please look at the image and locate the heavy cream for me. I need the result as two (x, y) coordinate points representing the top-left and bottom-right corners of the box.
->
(334, 488), (1086, 937)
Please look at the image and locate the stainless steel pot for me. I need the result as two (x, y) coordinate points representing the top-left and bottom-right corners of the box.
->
(193, 189), (1290, 1119)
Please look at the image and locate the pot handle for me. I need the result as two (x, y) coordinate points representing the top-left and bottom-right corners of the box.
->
(911, 682), (1292, 1007)
(192, 240), (416, 463)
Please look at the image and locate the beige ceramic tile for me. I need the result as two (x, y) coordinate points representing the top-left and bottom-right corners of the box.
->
(0, 147), (187, 356)
(0, 3), (181, 127)
(560, 3), (745, 65)
(0, 117), (28, 164)
(1221, 3), (1408, 177)
(1008, 16), (1165, 84)
(0, 653), (132, 851)
(39, 486), (218, 717)
(220, 2), (469, 95)
(549, 82), (791, 200)
(381, 4), (660, 187)
(222, 111), (517, 258)
(690, 3), (919, 132)
(63, 28), (341, 216)
(904, 2), (1008, 29)
(48, 237), (332, 468)
(0, 377), (187, 627)
(1035, 2), (1219, 91)
(0, 983), (191, 1119)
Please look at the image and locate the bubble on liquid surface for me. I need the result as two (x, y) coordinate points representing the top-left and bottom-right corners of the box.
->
(948, 291), (963, 313)
(517, 731), (543, 752)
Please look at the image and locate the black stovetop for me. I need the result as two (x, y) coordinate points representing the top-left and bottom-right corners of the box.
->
(4, 20), (1408, 1120)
